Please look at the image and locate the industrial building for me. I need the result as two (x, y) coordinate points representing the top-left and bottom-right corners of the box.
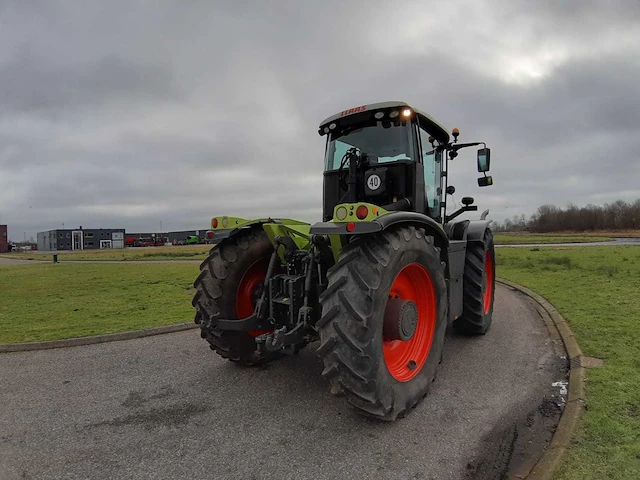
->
(37, 228), (126, 251)
(129, 229), (210, 243)
(0, 225), (7, 253)
(126, 229), (210, 244)
(35, 226), (211, 251)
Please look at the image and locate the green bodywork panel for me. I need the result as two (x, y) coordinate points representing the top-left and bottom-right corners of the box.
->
(186, 236), (199, 244)
(327, 202), (391, 261)
(211, 205), (398, 263)
(210, 216), (250, 230)
(262, 222), (312, 262)
(210, 216), (312, 263)
(332, 202), (389, 222)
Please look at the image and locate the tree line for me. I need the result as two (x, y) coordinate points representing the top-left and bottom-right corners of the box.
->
(491, 199), (640, 232)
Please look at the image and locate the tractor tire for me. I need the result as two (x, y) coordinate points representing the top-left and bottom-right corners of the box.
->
(192, 227), (281, 366)
(453, 229), (496, 335)
(317, 226), (447, 421)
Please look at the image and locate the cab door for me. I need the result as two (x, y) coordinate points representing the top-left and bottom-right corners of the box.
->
(417, 126), (443, 221)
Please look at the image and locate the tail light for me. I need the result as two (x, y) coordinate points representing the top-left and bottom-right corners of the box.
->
(356, 205), (369, 220)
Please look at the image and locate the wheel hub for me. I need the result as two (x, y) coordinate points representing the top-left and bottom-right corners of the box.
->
(383, 298), (418, 341)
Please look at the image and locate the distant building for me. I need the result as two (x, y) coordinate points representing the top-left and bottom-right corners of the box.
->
(37, 228), (125, 251)
(126, 229), (209, 245)
(0, 225), (7, 253)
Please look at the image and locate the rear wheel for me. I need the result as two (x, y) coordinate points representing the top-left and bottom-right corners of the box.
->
(192, 227), (281, 366)
(317, 226), (447, 421)
(454, 229), (496, 335)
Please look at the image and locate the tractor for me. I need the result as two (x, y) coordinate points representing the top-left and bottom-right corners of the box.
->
(193, 101), (496, 421)
(186, 235), (201, 245)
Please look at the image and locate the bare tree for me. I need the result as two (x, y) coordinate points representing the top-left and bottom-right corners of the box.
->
(527, 199), (640, 232)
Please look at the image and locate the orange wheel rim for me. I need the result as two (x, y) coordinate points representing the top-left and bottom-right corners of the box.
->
(483, 250), (494, 315)
(382, 263), (436, 382)
(236, 257), (271, 337)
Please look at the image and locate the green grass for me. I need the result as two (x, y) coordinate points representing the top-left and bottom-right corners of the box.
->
(0, 245), (211, 261)
(494, 233), (614, 245)
(0, 263), (199, 344)
(497, 246), (640, 479)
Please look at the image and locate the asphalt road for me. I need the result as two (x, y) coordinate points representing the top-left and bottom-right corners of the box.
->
(498, 237), (640, 247)
(0, 257), (42, 266)
(0, 285), (566, 480)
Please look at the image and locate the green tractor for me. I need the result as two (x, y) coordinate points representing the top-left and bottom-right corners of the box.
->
(194, 101), (496, 421)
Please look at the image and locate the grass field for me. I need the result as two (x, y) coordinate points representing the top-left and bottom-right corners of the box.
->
(494, 233), (614, 245)
(551, 229), (640, 238)
(1, 234), (619, 260)
(497, 246), (640, 479)
(0, 263), (199, 344)
(0, 245), (211, 262)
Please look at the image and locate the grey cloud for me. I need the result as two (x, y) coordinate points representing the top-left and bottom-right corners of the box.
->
(1, 1), (640, 241)
(0, 50), (178, 114)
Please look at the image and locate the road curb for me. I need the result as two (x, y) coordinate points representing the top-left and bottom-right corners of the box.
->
(497, 278), (585, 480)
(0, 323), (199, 353)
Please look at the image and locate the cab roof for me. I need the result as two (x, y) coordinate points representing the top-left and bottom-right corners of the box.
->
(318, 101), (450, 144)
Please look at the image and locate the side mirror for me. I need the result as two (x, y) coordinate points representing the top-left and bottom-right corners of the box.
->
(477, 148), (490, 172)
(478, 176), (493, 187)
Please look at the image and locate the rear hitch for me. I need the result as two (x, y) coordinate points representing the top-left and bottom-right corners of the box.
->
(217, 314), (264, 331)
(201, 241), (321, 353)
(256, 324), (309, 355)
(201, 313), (270, 331)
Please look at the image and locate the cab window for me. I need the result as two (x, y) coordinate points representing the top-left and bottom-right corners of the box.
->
(418, 127), (442, 217)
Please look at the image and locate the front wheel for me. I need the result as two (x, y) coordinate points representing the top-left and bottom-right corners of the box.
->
(317, 226), (447, 421)
(454, 229), (496, 335)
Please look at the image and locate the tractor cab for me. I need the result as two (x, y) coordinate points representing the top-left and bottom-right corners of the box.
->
(319, 101), (492, 225)
(319, 102), (450, 222)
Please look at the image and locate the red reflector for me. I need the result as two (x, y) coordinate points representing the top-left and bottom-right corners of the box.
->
(207, 231), (214, 239)
(356, 205), (368, 220)
(346, 222), (356, 232)
(212, 218), (218, 228)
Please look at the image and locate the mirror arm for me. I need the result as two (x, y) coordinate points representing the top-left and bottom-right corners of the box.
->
(445, 205), (478, 223)
(449, 141), (484, 153)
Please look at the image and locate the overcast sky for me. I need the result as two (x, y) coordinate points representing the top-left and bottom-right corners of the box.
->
(1, 1), (640, 240)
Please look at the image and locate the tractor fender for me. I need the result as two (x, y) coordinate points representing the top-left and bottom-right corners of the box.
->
(374, 211), (450, 253)
(310, 212), (449, 264)
(208, 219), (269, 243)
(445, 219), (492, 243)
(466, 220), (492, 242)
(212, 218), (310, 243)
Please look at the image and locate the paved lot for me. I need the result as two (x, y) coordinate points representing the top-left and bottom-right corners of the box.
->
(0, 285), (566, 480)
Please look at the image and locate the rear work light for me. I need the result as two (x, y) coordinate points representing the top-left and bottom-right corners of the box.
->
(356, 205), (369, 220)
